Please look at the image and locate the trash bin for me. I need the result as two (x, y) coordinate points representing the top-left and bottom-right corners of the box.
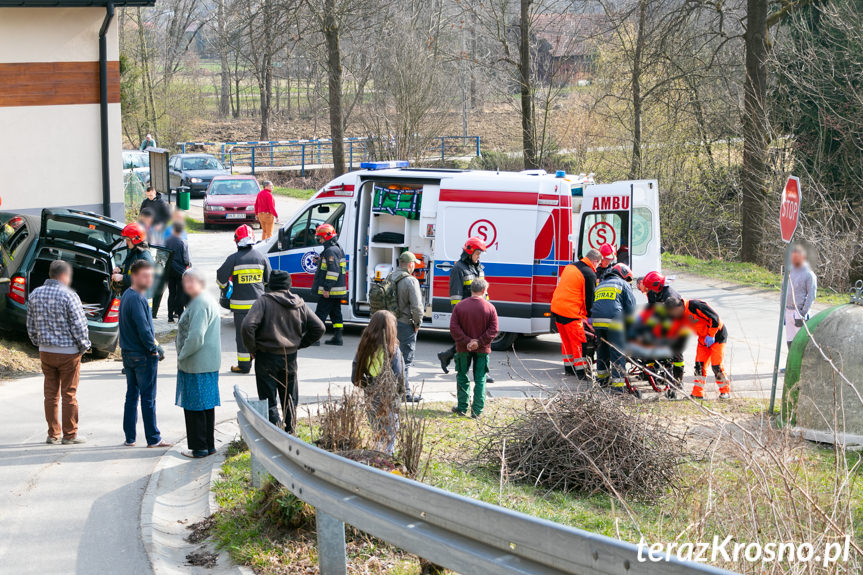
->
(178, 188), (190, 211)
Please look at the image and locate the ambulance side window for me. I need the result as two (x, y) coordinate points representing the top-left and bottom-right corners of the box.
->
(631, 207), (652, 256)
(279, 202), (345, 250)
(578, 211), (629, 260)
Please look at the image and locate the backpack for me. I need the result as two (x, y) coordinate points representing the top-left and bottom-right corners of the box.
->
(369, 270), (409, 315)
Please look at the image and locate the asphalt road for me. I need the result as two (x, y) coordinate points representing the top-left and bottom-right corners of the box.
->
(0, 193), (803, 574)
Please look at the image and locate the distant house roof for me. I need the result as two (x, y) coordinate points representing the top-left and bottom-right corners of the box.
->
(0, 1), (156, 6)
(533, 13), (609, 59)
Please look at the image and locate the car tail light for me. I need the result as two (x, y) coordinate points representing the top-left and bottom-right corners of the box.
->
(9, 275), (26, 304)
(103, 297), (121, 323)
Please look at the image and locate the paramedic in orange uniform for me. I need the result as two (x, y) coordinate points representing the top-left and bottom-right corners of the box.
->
(665, 296), (730, 399)
(550, 249), (601, 379)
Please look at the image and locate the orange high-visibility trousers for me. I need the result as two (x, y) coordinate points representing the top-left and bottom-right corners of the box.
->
(557, 319), (588, 371)
(692, 341), (729, 397)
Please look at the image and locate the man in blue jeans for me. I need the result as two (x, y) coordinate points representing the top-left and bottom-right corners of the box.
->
(119, 259), (172, 448)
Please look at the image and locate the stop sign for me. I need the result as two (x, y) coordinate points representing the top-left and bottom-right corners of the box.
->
(779, 176), (801, 243)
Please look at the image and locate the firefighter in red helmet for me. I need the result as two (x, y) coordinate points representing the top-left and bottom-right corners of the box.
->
(595, 242), (617, 281)
(217, 224), (271, 373)
(437, 237), (494, 380)
(112, 222), (154, 295)
(311, 223), (347, 345)
(640, 270), (686, 386)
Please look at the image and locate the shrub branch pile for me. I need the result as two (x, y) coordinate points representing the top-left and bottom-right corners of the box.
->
(476, 392), (687, 498)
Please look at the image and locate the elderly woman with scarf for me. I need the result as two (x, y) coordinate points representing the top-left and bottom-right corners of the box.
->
(175, 268), (222, 458)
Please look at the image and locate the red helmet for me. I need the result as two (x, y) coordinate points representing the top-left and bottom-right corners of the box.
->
(233, 224), (254, 244)
(643, 271), (666, 292)
(122, 222), (146, 245)
(599, 243), (617, 259)
(463, 237), (487, 255)
(315, 223), (337, 242)
(609, 263), (633, 282)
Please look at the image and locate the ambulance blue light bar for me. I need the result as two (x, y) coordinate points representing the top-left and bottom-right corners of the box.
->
(360, 161), (410, 170)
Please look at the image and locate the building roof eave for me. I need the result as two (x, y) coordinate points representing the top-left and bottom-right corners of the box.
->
(0, 1), (156, 6)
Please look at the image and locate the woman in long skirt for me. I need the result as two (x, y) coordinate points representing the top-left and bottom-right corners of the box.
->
(175, 268), (222, 458)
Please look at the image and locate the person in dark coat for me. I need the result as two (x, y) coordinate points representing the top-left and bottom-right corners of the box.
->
(241, 271), (324, 433)
(140, 187), (171, 243)
(165, 221), (191, 322)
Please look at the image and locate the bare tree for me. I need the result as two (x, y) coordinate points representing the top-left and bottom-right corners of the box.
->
(237, 0), (300, 139)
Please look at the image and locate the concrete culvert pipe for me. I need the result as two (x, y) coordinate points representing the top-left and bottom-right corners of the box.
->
(781, 303), (863, 447)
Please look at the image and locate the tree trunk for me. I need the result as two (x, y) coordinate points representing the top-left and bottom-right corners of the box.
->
(324, 0), (345, 176)
(217, 0), (230, 118)
(519, 0), (537, 169)
(259, 0), (274, 140)
(741, 0), (769, 263)
(628, 0), (646, 179)
(136, 8), (157, 136)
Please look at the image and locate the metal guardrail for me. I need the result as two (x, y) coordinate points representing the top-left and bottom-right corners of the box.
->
(234, 386), (735, 575)
(178, 136), (481, 176)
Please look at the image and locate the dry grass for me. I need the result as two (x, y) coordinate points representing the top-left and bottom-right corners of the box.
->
(314, 386), (365, 452)
(0, 334), (41, 380)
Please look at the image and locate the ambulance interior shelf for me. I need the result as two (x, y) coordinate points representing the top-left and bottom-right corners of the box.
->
(359, 182), (433, 318)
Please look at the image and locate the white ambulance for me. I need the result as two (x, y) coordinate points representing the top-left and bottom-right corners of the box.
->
(258, 162), (661, 350)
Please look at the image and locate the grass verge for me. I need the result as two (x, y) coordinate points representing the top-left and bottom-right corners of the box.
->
(212, 399), (863, 573)
(0, 334), (41, 380)
(184, 215), (205, 233)
(663, 253), (849, 305)
(273, 187), (316, 200)
(212, 439), (420, 574)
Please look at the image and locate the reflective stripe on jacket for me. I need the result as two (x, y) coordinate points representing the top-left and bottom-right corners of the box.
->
(551, 258), (597, 320)
(676, 299), (723, 341)
(313, 240), (347, 296)
(216, 246), (271, 310)
(449, 252), (484, 308)
(590, 274), (636, 329)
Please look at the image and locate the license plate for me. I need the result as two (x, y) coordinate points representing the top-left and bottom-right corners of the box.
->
(226, 213), (246, 219)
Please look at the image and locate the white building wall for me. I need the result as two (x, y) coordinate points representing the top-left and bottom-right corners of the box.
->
(0, 8), (124, 220)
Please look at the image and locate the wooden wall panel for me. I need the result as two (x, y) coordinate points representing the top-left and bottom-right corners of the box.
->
(0, 61), (120, 107)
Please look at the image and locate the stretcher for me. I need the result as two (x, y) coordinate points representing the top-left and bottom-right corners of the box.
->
(584, 323), (680, 399)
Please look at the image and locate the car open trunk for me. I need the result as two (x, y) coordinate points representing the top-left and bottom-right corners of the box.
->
(29, 247), (112, 321)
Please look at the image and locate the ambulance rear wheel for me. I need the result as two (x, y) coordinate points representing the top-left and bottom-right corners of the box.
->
(490, 332), (519, 351)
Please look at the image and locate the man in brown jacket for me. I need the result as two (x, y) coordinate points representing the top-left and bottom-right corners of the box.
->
(449, 278), (498, 418)
(241, 270), (325, 432)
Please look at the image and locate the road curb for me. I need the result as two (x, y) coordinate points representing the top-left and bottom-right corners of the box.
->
(140, 419), (253, 575)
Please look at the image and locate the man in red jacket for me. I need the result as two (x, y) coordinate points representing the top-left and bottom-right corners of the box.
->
(255, 180), (278, 240)
(449, 278), (499, 418)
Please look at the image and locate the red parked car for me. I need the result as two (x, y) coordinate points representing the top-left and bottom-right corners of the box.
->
(202, 175), (261, 229)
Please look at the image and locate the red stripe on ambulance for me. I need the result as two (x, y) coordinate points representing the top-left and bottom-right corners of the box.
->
(439, 189), (539, 205)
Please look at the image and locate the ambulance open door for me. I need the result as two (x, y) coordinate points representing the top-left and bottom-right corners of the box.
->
(575, 180), (660, 276)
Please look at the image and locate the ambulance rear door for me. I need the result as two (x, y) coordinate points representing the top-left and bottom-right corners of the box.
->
(576, 179), (660, 276)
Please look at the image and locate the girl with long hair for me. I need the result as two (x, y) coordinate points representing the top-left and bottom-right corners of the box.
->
(352, 310), (405, 455)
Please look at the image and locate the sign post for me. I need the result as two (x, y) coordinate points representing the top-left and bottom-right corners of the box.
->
(768, 176), (801, 415)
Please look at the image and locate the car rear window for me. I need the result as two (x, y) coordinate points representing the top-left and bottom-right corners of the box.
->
(210, 180), (259, 195)
(43, 216), (121, 252)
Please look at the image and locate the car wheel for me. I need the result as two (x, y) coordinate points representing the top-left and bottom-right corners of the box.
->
(490, 331), (519, 352)
(90, 349), (110, 360)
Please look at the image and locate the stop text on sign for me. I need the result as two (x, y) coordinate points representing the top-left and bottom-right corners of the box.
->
(779, 176), (801, 243)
